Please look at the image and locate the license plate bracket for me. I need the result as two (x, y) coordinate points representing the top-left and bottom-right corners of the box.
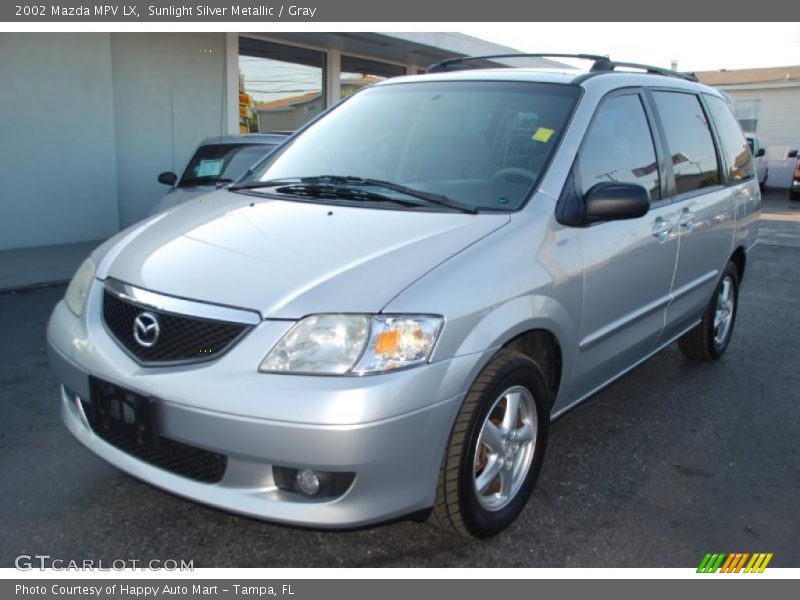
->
(88, 376), (159, 448)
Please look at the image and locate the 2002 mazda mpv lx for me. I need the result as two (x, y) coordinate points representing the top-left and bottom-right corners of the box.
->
(48, 54), (760, 538)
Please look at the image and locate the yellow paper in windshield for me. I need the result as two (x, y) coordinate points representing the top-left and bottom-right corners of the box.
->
(532, 127), (555, 143)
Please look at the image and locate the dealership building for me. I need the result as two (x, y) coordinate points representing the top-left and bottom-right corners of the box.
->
(0, 32), (566, 288)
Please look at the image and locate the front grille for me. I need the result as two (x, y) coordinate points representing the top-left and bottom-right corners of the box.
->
(102, 290), (250, 365)
(80, 395), (227, 484)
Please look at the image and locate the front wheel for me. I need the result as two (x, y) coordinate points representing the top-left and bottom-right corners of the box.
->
(678, 261), (739, 361)
(429, 350), (550, 538)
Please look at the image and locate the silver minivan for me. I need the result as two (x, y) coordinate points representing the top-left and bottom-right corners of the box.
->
(47, 55), (760, 538)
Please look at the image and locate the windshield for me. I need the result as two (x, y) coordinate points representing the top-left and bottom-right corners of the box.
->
(239, 81), (580, 211)
(180, 143), (278, 187)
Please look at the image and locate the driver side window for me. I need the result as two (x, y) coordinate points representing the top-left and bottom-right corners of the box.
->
(578, 94), (661, 201)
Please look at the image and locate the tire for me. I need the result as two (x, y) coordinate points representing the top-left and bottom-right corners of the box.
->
(678, 261), (739, 361)
(429, 349), (550, 538)
(791, 190), (800, 202)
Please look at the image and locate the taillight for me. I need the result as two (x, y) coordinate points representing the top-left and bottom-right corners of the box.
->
(794, 162), (800, 179)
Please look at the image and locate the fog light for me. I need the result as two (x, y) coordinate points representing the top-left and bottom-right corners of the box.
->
(273, 466), (355, 498)
(295, 469), (320, 496)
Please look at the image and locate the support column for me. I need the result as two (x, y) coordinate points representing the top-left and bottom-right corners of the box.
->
(326, 49), (341, 109)
(224, 32), (239, 134)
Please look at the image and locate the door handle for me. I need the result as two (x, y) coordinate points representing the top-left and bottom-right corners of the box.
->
(679, 209), (694, 231)
(652, 217), (674, 242)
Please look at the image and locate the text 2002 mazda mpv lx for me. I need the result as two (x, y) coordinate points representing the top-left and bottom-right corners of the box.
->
(48, 54), (760, 538)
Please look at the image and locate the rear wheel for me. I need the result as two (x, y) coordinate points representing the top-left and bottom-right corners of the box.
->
(429, 349), (550, 538)
(678, 261), (739, 361)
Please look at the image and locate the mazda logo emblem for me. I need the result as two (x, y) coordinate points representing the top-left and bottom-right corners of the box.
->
(133, 312), (160, 348)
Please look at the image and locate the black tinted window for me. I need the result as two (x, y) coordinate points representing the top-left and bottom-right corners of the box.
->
(652, 92), (720, 195)
(705, 95), (755, 182)
(578, 94), (660, 200)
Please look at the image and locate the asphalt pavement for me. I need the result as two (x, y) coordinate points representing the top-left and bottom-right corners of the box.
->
(1, 190), (798, 568)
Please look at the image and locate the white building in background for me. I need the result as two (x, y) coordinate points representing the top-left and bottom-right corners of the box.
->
(0, 32), (564, 255)
(696, 65), (800, 188)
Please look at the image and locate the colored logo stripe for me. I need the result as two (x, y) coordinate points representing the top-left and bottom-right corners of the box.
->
(745, 553), (773, 573)
(697, 553), (726, 573)
(720, 553), (750, 573)
(697, 553), (773, 573)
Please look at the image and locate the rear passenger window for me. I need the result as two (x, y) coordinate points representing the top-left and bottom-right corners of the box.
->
(704, 95), (755, 182)
(652, 92), (720, 195)
(578, 94), (660, 201)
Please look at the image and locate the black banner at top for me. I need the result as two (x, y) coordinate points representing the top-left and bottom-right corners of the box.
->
(1, 0), (790, 22)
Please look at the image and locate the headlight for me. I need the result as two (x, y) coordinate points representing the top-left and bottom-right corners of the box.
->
(64, 257), (95, 317)
(259, 314), (443, 375)
(259, 314), (369, 375)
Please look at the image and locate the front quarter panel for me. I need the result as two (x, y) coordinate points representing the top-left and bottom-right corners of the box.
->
(383, 195), (582, 412)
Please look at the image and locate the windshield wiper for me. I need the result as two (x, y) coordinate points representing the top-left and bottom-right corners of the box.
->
(306, 176), (478, 214)
(229, 175), (478, 214)
(269, 183), (422, 208)
(228, 178), (302, 191)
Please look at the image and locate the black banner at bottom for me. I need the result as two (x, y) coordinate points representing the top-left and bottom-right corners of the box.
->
(4, 579), (796, 600)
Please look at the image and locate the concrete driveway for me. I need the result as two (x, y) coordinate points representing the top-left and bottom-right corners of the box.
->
(1, 190), (798, 568)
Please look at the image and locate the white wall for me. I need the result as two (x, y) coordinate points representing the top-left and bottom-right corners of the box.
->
(110, 33), (227, 226)
(0, 33), (228, 250)
(0, 33), (119, 251)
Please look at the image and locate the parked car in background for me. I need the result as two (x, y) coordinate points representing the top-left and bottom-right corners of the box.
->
(153, 134), (289, 214)
(48, 55), (760, 538)
(745, 133), (768, 189)
(790, 149), (800, 200)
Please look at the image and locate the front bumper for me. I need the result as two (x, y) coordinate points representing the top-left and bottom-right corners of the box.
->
(47, 284), (485, 527)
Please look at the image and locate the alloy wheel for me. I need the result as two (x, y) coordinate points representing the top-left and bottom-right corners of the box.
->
(713, 275), (735, 347)
(473, 385), (537, 511)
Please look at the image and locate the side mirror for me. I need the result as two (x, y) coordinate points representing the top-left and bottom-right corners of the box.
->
(788, 150), (798, 159)
(755, 148), (766, 158)
(584, 182), (650, 224)
(158, 171), (178, 186)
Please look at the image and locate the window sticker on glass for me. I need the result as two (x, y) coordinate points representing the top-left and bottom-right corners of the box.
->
(195, 159), (224, 178)
(532, 127), (555, 143)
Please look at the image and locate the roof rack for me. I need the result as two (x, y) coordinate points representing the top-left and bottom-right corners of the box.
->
(425, 53), (698, 82)
(426, 53), (607, 73)
(589, 58), (698, 81)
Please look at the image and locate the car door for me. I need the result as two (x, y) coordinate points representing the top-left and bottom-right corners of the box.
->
(569, 90), (680, 399)
(649, 90), (738, 344)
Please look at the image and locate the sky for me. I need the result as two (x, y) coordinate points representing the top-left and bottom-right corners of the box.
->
(459, 23), (800, 72)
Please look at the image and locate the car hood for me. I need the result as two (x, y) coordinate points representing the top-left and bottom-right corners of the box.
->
(153, 186), (217, 214)
(97, 190), (510, 318)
